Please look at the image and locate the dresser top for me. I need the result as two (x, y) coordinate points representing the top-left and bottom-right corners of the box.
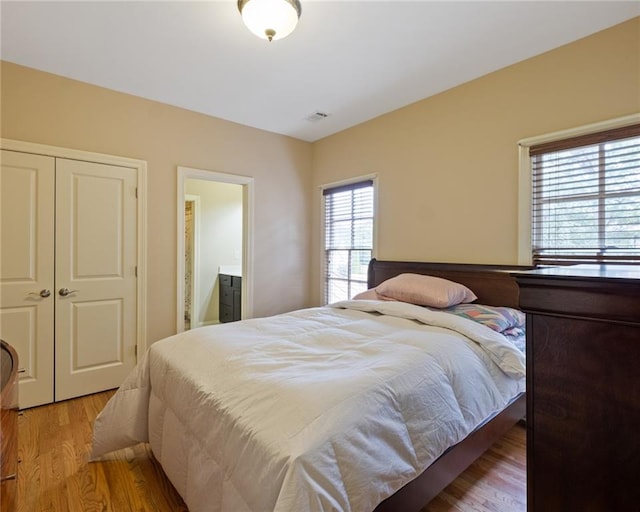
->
(218, 265), (242, 278)
(516, 264), (640, 281)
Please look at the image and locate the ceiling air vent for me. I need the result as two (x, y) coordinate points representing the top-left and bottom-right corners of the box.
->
(305, 111), (330, 122)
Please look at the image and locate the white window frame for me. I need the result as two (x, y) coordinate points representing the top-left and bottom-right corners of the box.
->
(320, 174), (378, 304)
(517, 113), (640, 265)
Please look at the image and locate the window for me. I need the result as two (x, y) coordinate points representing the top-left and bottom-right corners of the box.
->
(322, 179), (375, 304)
(529, 123), (640, 265)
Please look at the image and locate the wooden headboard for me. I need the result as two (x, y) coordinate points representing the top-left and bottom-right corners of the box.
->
(367, 259), (533, 309)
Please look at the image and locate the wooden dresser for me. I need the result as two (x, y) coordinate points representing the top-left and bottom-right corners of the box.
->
(515, 265), (640, 512)
(219, 273), (242, 323)
(1, 339), (19, 511)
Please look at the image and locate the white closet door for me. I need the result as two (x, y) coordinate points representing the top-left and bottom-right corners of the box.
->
(0, 150), (55, 408)
(54, 158), (138, 401)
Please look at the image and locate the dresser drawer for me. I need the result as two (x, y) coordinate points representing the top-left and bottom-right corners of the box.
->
(219, 304), (233, 323)
(220, 287), (233, 306)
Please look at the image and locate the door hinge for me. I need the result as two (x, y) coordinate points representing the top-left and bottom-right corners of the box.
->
(135, 266), (138, 277)
(135, 345), (138, 357)
(135, 187), (138, 198)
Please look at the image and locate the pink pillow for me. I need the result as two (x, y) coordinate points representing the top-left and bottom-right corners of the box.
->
(375, 273), (477, 308)
(352, 288), (396, 301)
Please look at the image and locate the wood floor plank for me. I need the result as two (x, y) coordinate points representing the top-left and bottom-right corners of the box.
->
(422, 423), (526, 512)
(15, 391), (526, 511)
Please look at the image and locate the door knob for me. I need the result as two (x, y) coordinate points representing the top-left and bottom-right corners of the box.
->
(59, 288), (78, 297)
(28, 289), (51, 298)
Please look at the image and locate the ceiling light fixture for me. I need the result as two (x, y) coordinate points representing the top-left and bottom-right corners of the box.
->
(237, 0), (302, 42)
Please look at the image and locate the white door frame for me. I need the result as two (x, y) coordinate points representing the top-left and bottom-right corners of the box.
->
(176, 166), (254, 333)
(0, 138), (148, 355)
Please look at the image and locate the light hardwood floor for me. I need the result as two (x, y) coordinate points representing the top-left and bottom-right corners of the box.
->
(13, 390), (526, 511)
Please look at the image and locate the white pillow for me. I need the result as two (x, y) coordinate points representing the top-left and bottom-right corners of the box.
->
(375, 273), (477, 308)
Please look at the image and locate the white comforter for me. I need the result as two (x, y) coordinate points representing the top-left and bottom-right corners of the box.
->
(92, 300), (525, 512)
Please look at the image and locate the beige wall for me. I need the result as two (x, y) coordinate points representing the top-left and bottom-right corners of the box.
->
(0, 61), (313, 345)
(310, 17), (640, 302)
(2, 18), (639, 336)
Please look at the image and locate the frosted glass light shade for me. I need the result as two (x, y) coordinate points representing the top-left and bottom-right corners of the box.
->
(238, 0), (301, 42)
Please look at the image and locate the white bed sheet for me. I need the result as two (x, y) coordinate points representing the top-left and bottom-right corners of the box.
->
(92, 301), (525, 512)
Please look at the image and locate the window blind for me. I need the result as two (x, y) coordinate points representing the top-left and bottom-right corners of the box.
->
(530, 124), (640, 266)
(323, 180), (374, 303)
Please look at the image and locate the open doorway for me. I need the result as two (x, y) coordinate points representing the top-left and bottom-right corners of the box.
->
(177, 167), (254, 333)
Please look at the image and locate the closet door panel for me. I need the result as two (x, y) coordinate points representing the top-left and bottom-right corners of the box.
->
(54, 158), (138, 401)
(0, 150), (55, 408)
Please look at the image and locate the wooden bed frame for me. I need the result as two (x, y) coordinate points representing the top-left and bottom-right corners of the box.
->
(368, 259), (530, 511)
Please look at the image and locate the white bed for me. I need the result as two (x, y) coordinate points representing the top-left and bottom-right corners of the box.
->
(92, 285), (526, 512)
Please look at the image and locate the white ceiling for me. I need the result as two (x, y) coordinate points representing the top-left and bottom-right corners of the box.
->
(2, 1), (638, 142)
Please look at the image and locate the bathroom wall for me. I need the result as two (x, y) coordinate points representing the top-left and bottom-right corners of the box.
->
(185, 179), (243, 326)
